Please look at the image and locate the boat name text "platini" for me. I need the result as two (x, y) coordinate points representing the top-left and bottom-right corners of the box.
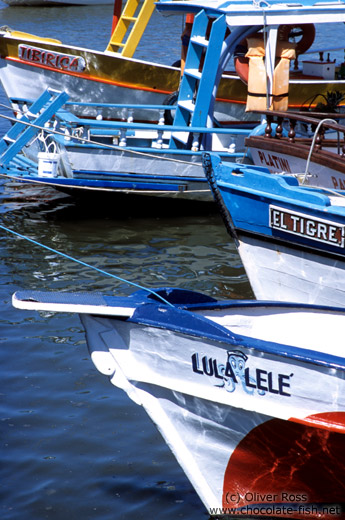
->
(18, 44), (86, 72)
(191, 351), (292, 396)
(269, 205), (345, 247)
(253, 150), (292, 173)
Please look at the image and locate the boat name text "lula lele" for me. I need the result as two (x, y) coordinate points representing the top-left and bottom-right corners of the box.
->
(191, 350), (293, 396)
(18, 44), (86, 72)
(269, 205), (345, 247)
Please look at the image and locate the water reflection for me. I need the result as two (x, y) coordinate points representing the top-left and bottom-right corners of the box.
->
(0, 5), (252, 519)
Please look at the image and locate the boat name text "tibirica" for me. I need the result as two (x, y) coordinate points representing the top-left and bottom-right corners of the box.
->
(191, 350), (292, 396)
(269, 205), (345, 247)
(18, 45), (86, 72)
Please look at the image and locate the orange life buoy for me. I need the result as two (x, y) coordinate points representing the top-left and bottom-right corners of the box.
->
(277, 23), (315, 55)
(234, 55), (250, 84)
(234, 24), (315, 84)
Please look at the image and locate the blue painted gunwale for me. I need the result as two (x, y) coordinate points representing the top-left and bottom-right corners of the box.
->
(128, 302), (345, 373)
(15, 287), (345, 372)
(156, 0), (345, 22)
(205, 154), (345, 258)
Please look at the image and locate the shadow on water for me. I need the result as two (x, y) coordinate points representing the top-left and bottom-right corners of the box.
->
(0, 179), (217, 219)
(43, 189), (218, 220)
(0, 178), (252, 302)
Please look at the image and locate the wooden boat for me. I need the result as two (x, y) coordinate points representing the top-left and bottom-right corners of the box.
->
(4, 1), (345, 200)
(204, 152), (345, 307)
(246, 110), (345, 191)
(12, 286), (345, 518)
(1, 0), (345, 123)
(0, 89), (255, 201)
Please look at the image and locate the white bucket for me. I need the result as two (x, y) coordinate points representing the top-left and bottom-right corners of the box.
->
(38, 151), (59, 178)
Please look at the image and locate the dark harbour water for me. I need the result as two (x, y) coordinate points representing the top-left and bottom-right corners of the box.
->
(0, 4), (253, 519)
(0, 4), (344, 519)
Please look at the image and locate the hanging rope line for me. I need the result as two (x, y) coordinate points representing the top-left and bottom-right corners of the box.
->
(0, 222), (175, 308)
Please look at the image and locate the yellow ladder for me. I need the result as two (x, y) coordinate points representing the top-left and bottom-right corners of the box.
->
(106, 0), (156, 57)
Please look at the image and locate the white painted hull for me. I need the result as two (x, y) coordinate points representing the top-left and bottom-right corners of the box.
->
(1, 58), (247, 122)
(1, 59), (170, 121)
(237, 234), (345, 307)
(12, 286), (345, 515)
(59, 145), (242, 177)
(17, 112), (247, 201)
(63, 148), (213, 199)
(81, 307), (345, 514)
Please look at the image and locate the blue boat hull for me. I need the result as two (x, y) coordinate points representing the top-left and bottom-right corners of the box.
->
(204, 152), (345, 307)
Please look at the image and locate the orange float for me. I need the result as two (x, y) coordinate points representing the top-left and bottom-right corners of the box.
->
(234, 24), (315, 84)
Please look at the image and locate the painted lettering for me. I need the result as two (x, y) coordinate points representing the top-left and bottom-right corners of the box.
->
(19, 44), (28, 59)
(191, 352), (203, 375)
(279, 373), (292, 396)
(256, 368), (268, 391)
(317, 223), (327, 240)
(306, 219), (316, 237)
(254, 150), (292, 173)
(213, 358), (224, 380)
(280, 211), (288, 230)
(192, 352), (293, 398)
(202, 355), (213, 376)
(280, 157), (292, 173)
(244, 367), (256, 389)
(329, 225), (340, 244)
(59, 56), (71, 70)
(267, 371), (280, 394)
(18, 44), (86, 72)
(258, 151), (265, 165)
(269, 205), (345, 247)
(290, 214), (299, 232)
(69, 57), (81, 71)
(225, 360), (237, 383)
(332, 176), (339, 189)
(271, 209), (280, 228)
(31, 49), (41, 62)
(45, 52), (56, 67)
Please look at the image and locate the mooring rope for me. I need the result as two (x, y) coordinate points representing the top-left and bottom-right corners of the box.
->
(0, 222), (175, 308)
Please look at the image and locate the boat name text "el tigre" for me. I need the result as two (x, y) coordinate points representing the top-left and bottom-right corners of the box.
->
(18, 44), (86, 72)
(269, 205), (345, 247)
(191, 351), (292, 396)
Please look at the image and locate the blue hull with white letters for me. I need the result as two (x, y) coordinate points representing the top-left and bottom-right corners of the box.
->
(204, 152), (345, 306)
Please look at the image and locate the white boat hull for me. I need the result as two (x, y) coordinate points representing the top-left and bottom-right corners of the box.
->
(1, 59), (172, 121)
(12, 287), (345, 516)
(81, 307), (345, 515)
(0, 30), (248, 123)
(237, 231), (345, 307)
